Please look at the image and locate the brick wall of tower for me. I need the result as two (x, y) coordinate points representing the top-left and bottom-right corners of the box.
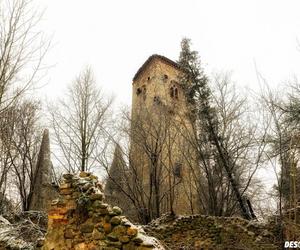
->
(130, 57), (198, 216)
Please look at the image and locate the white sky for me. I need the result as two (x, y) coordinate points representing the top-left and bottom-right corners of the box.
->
(36, 0), (300, 107)
(33, 0), (300, 203)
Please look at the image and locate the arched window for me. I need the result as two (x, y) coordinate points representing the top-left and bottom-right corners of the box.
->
(173, 162), (182, 178)
(174, 88), (178, 98)
(137, 85), (146, 100)
(153, 96), (161, 105)
(136, 88), (142, 95)
(163, 74), (168, 83)
(142, 85), (146, 100)
(170, 85), (178, 99)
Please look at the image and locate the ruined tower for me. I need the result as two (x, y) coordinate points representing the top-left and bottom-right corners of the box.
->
(130, 55), (198, 216)
(29, 129), (57, 211)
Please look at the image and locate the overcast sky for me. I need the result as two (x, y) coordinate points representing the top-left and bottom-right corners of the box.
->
(37, 0), (300, 108)
(31, 0), (300, 201)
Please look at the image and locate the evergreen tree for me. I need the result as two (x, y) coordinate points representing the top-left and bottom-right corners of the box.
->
(178, 38), (254, 220)
(275, 89), (300, 206)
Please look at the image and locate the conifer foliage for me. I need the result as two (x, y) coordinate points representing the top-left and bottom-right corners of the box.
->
(178, 38), (254, 220)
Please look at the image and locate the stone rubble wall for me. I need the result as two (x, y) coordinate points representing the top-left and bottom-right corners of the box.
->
(42, 172), (164, 250)
(144, 213), (280, 250)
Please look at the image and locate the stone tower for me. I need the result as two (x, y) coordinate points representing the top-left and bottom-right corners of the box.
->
(130, 55), (198, 216)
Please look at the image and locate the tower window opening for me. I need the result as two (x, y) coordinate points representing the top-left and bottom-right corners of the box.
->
(147, 76), (151, 81)
(168, 109), (175, 115)
(142, 85), (147, 100)
(170, 85), (178, 99)
(173, 162), (182, 178)
(136, 88), (142, 95)
(163, 74), (168, 82)
(170, 88), (174, 98)
(174, 88), (178, 98)
(137, 85), (147, 100)
(153, 96), (161, 105)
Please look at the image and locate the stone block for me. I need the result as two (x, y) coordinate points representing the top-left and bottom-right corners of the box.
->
(74, 243), (87, 250)
(60, 182), (72, 189)
(110, 216), (121, 225)
(64, 228), (75, 239)
(42, 172), (163, 250)
(119, 235), (130, 243)
(92, 229), (105, 240)
(127, 227), (138, 237)
(103, 222), (112, 233)
(63, 173), (73, 180)
(60, 188), (73, 195)
(90, 193), (103, 201)
(80, 223), (94, 233)
(111, 206), (122, 216)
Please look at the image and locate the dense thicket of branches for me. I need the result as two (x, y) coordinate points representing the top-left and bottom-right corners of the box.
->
(101, 105), (184, 224)
(0, 0), (48, 212)
(0, 99), (43, 211)
(263, 82), (300, 208)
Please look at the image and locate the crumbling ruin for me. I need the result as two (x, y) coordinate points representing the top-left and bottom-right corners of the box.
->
(2, 169), (300, 249)
(29, 129), (57, 212)
(42, 172), (164, 250)
(144, 213), (281, 250)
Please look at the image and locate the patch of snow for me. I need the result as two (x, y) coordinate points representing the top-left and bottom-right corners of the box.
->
(0, 216), (10, 225)
(0, 222), (34, 249)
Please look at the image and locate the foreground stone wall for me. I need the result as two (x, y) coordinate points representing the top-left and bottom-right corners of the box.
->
(144, 213), (280, 250)
(42, 172), (163, 250)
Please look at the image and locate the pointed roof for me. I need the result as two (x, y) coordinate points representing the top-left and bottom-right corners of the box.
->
(133, 54), (181, 82)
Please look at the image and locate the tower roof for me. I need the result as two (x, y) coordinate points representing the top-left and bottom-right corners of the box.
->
(133, 54), (181, 82)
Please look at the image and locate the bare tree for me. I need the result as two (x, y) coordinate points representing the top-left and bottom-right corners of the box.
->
(2, 99), (42, 211)
(0, 0), (49, 113)
(259, 85), (289, 245)
(211, 73), (266, 217)
(129, 105), (178, 221)
(0, 106), (14, 198)
(176, 72), (266, 217)
(102, 103), (187, 224)
(177, 38), (266, 220)
(259, 80), (300, 243)
(49, 67), (113, 173)
(0, 0), (49, 209)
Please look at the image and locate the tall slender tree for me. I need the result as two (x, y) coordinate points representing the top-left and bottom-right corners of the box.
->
(0, 0), (49, 208)
(0, 0), (49, 114)
(178, 38), (253, 220)
(3, 99), (42, 211)
(49, 67), (113, 173)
